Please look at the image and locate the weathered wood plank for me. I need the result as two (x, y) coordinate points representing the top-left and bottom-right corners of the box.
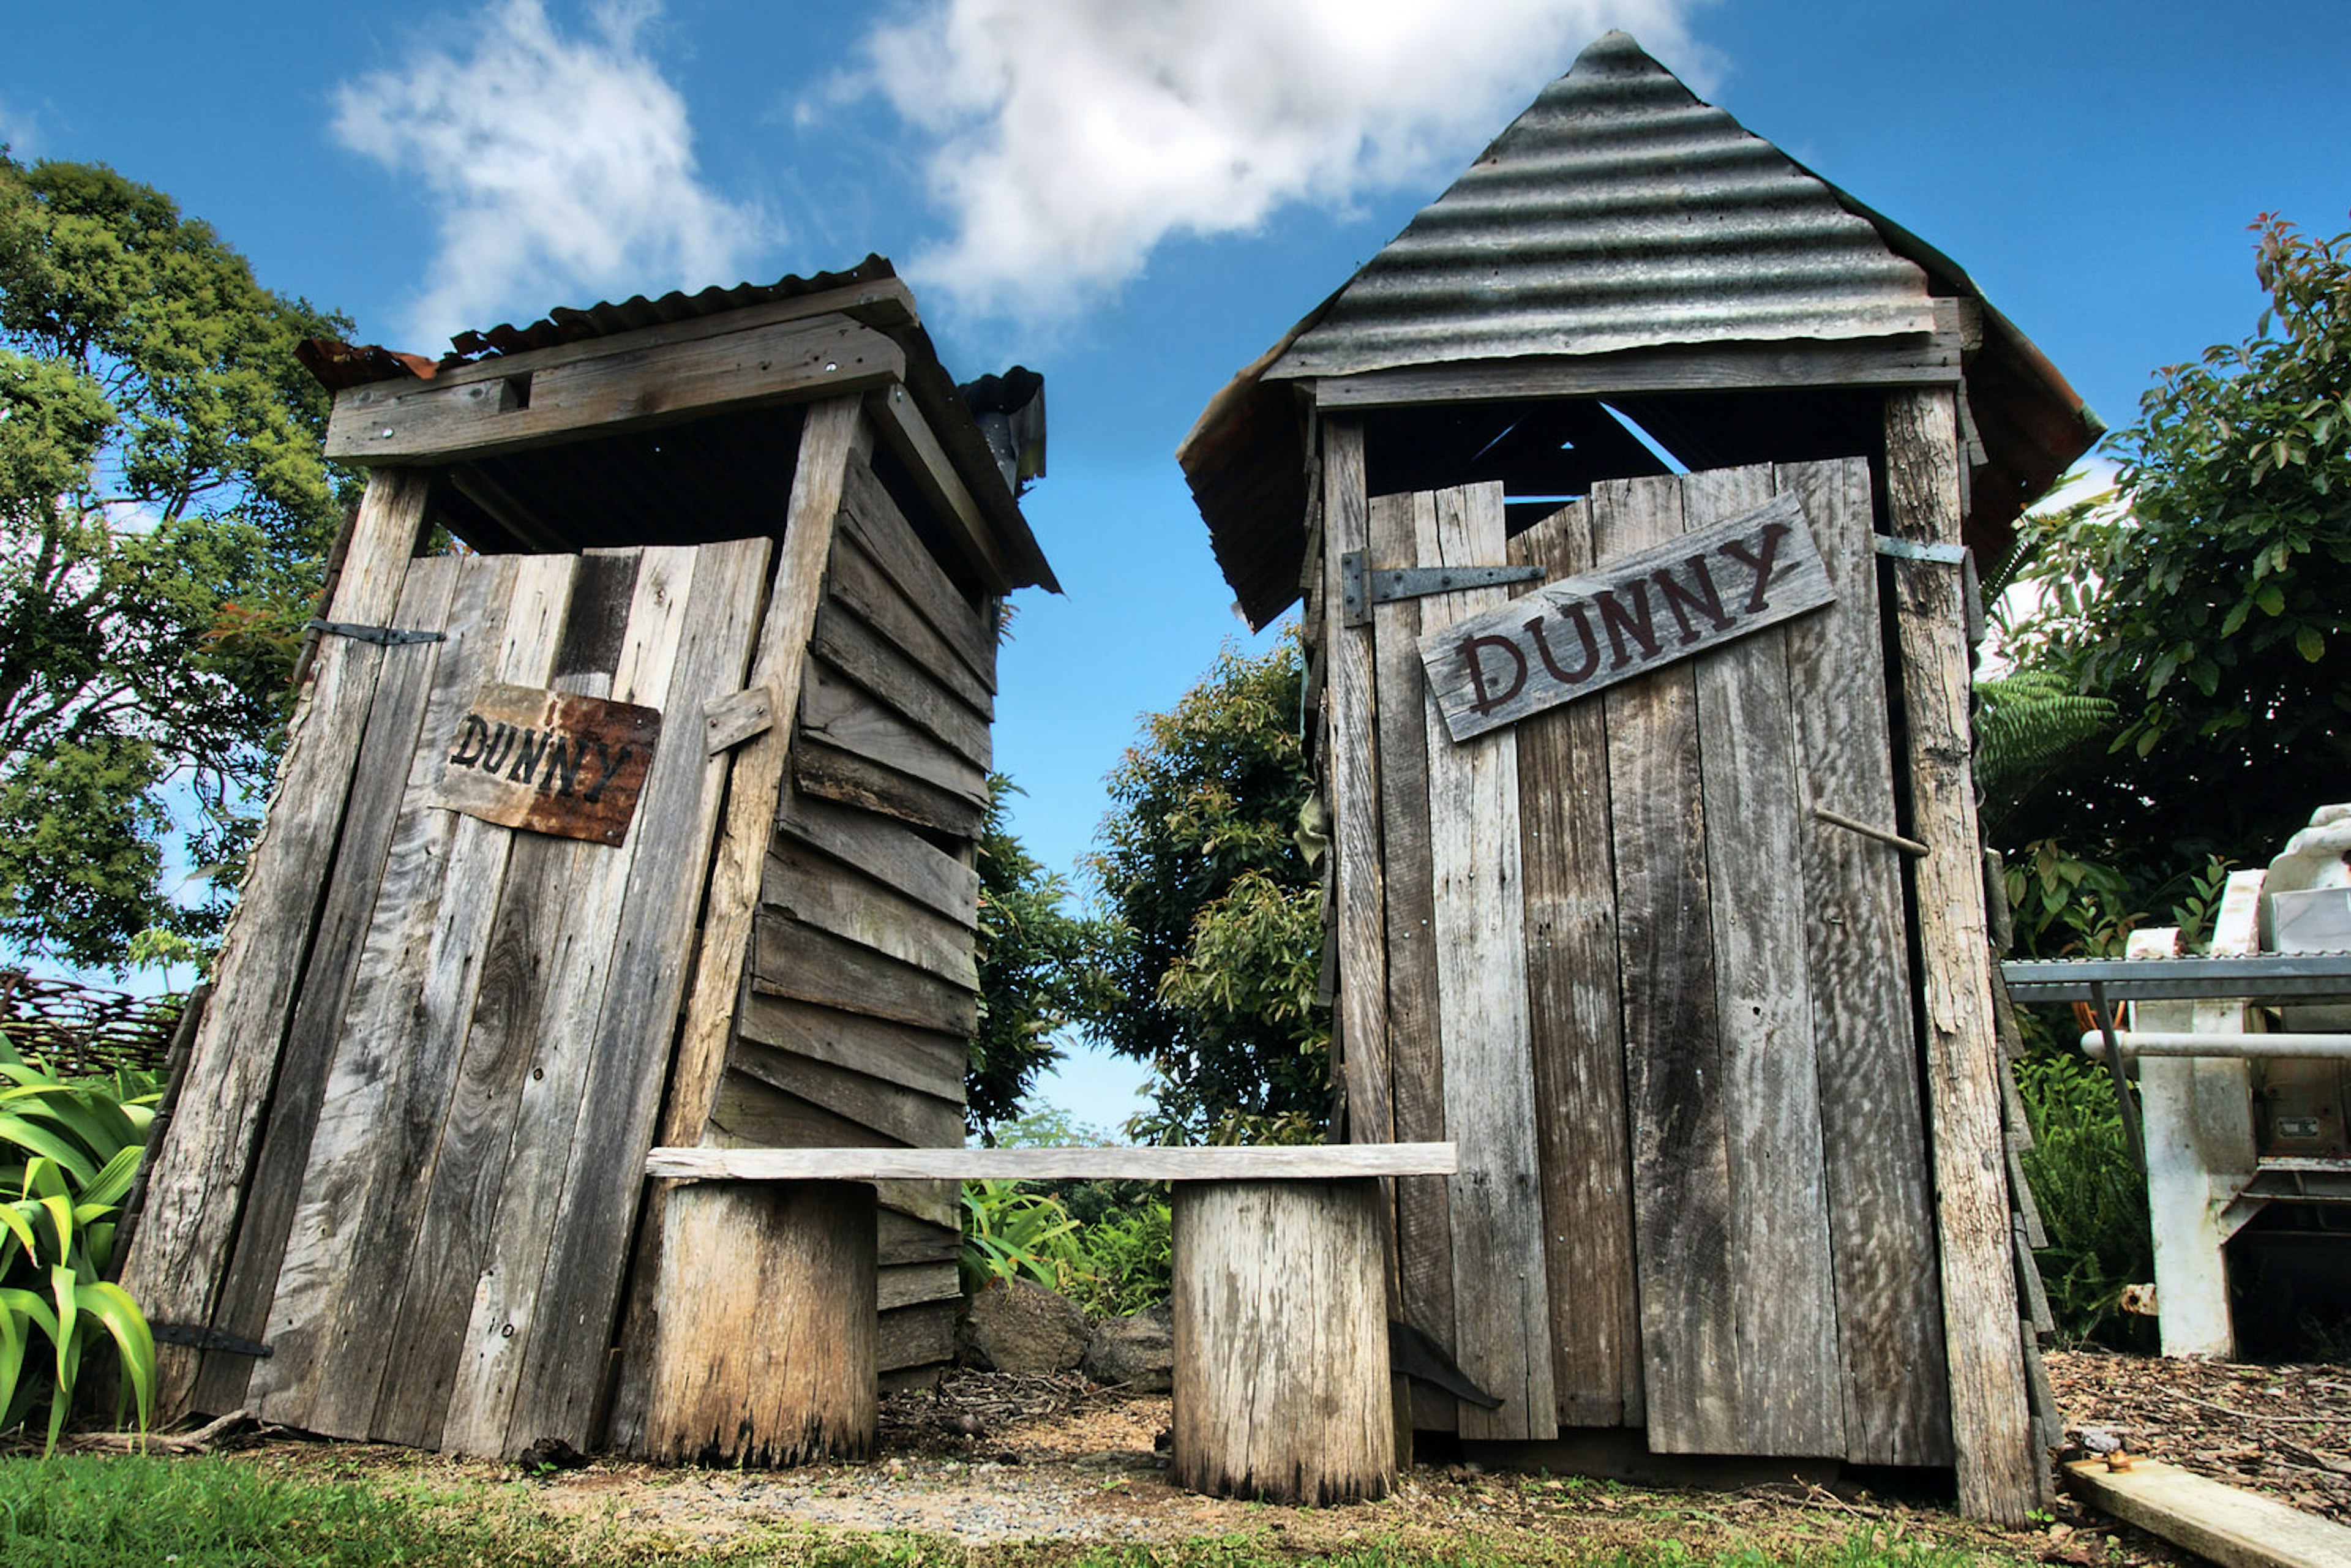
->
(1419, 482), (1554, 1443)
(1683, 464), (1845, 1459)
(1600, 473), (1742, 1456)
(752, 912), (980, 1037)
(728, 1040), (964, 1150)
(261, 552), (580, 1436)
(2063, 1460), (2351, 1568)
(834, 457), (997, 697)
(363, 555), (580, 1449)
(647, 1144), (1461, 1180)
(1322, 420), (1392, 1167)
(327, 317), (904, 463)
(880, 1261), (960, 1314)
(1779, 457), (1953, 1467)
(190, 553), (465, 1418)
(1368, 488), (1455, 1432)
(777, 787), (979, 929)
(879, 1298), (957, 1373)
(735, 990), (967, 1105)
(800, 659), (989, 805)
(811, 601), (992, 770)
(438, 544), (706, 1457)
(793, 737), (988, 840)
(879, 1209), (963, 1266)
(867, 380), (1012, 593)
(1884, 387), (2035, 1523)
(760, 838), (980, 990)
(827, 533), (992, 719)
(503, 535), (773, 1453)
(1305, 336), (1963, 409)
(119, 467), (431, 1420)
(1507, 501), (1642, 1431)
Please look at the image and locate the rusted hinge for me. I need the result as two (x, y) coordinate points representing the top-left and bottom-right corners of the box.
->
(149, 1321), (273, 1357)
(1340, 551), (1543, 628)
(305, 617), (446, 647)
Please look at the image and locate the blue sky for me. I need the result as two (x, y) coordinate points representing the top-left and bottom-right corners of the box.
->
(7, 0), (2346, 1129)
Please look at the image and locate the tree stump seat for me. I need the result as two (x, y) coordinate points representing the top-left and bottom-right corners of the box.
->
(642, 1142), (1457, 1502)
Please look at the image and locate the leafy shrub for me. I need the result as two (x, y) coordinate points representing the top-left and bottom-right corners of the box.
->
(2014, 1049), (2153, 1346)
(1063, 1199), (1172, 1319)
(959, 1179), (1084, 1297)
(0, 1032), (160, 1449)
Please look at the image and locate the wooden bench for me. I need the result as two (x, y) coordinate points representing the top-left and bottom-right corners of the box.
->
(640, 1142), (1458, 1502)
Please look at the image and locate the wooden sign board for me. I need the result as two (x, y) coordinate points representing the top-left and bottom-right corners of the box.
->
(1420, 492), (1836, 741)
(430, 681), (662, 846)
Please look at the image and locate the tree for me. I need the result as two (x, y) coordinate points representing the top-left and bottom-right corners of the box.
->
(0, 154), (353, 969)
(1083, 632), (1326, 1144)
(967, 776), (1099, 1140)
(2000, 215), (2350, 883)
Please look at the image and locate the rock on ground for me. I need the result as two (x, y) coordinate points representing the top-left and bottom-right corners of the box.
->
(957, 1278), (1089, 1375)
(1082, 1302), (1173, 1392)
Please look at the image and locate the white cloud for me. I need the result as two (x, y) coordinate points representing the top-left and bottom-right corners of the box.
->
(839, 0), (1712, 323)
(0, 95), (38, 159)
(333, 0), (765, 350)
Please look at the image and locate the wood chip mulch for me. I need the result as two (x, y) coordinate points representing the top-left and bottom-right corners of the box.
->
(2049, 1346), (2351, 1523)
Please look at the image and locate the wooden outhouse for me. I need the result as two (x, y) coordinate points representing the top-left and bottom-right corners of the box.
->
(1179, 35), (2098, 1522)
(119, 260), (1054, 1460)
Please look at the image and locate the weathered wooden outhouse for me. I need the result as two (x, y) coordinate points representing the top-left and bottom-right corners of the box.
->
(119, 259), (1054, 1461)
(1179, 35), (2099, 1521)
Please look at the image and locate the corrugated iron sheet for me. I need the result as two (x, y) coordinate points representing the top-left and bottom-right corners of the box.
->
(1267, 34), (1936, 380)
(1183, 31), (2100, 628)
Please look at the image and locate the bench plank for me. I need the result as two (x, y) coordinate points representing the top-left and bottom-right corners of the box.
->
(647, 1144), (1458, 1181)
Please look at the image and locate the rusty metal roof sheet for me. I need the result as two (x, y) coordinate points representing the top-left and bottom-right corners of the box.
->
(1182, 31), (2101, 628)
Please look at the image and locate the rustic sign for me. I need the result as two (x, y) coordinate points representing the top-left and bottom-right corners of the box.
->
(1419, 491), (1836, 741)
(429, 681), (662, 845)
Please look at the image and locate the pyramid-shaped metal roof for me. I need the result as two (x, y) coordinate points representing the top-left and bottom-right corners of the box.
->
(1267, 32), (1940, 379)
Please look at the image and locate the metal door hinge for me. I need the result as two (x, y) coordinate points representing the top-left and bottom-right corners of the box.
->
(149, 1321), (273, 1357)
(306, 617), (446, 647)
(1340, 551), (1543, 628)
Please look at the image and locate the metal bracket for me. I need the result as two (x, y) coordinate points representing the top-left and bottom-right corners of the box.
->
(149, 1321), (273, 1358)
(306, 617), (446, 647)
(1340, 550), (1543, 628)
(1872, 538), (1984, 647)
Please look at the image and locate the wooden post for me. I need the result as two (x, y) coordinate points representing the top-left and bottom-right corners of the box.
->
(1883, 388), (2036, 1524)
(641, 1180), (877, 1465)
(1170, 1179), (1394, 1504)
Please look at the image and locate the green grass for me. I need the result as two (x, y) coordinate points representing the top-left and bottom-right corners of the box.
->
(0, 1454), (2042, 1567)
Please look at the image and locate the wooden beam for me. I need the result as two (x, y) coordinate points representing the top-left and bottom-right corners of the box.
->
(866, 381), (1013, 593)
(647, 1143), (1461, 1181)
(1307, 336), (1963, 411)
(1883, 386), (2036, 1525)
(327, 317), (904, 464)
(2064, 1460), (2351, 1568)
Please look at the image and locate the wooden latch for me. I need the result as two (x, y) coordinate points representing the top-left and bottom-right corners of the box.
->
(1340, 550), (1543, 628)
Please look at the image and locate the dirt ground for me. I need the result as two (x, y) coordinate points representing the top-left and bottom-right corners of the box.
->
(73, 1355), (2351, 1562)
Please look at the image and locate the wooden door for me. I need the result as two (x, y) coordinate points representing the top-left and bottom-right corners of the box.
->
(146, 536), (771, 1454)
(1336, 456), (1953, 1466)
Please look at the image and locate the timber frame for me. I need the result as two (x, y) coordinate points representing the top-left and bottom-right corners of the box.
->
(120, 261), (1053, 1459)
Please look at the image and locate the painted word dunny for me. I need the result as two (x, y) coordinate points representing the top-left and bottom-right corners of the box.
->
(1419, 491), (1836, 741)
(429, 681), (664, 846)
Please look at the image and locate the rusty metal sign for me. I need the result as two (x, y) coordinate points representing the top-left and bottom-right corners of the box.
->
(1419, 491), (1837, 742)
(430, 682), (662, 846)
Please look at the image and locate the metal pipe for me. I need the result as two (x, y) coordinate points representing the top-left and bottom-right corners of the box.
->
(2080, 1030), (2351, 1060)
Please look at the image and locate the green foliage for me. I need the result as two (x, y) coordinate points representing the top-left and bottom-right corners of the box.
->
(2013, 1051), (2153, 1346)
(1971, 670), (2115, 844)
(958, 1179), (1084, 1297)
(0, 1033), (160, 1450)
(969, 777), (1103, 1141)
(1084, 631), (1327, 1144)
(1062, 1199), (1172, 1318)
(1998, 215), (2351, 881)
(0, 154), (354, 969)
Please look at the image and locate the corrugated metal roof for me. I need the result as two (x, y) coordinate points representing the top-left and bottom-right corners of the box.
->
(1183, 31), (2101, 629)
(1267, 33), (1937, 380)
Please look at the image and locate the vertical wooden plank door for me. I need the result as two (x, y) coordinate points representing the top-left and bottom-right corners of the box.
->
(193, 538), (770, 1457)
(1343, 460), (1949, 1466)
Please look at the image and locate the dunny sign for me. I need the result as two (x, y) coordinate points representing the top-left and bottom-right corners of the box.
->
(429, 681), (663, 845)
